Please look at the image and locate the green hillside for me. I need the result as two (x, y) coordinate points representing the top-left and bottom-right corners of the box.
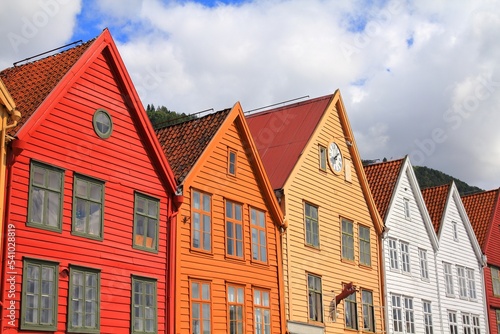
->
(412, 165), (483, 196)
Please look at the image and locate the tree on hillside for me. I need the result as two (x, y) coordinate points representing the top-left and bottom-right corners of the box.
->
(145, 104), (196, 128)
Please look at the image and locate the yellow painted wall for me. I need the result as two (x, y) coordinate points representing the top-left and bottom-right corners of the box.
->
(283, 98), (384, 333)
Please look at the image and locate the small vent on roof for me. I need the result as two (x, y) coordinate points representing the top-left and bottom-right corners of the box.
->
(13, 40), (83, 66)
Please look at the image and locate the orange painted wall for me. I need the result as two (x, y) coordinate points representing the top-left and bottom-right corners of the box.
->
(174, 117), (283, 333)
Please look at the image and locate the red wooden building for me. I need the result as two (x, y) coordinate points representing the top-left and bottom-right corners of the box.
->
(462, 189), (500, 334)
(0, 29), (180, 333)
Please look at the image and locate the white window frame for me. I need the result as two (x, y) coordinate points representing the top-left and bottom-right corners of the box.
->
(422, 301), (433, 334)
(452, 222), (458, 241)
(467, 268), (477, 300)
(419, 248), (429, 280)
(457, 266), (467, 298)
(463, 313), (472, 334)
(444, 262), (454, 296)
(472, 314), (480, 334)
(448, 311), (458, 334)
(403, 297), (415, 334)
(404, 198), (411, 220)
(389, 238), (399, 270)
(401, 242), (410, 273)
(391, 294), (403, 333)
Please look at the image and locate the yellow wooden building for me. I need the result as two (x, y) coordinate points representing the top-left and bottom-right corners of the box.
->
(247, 90), (385, 334)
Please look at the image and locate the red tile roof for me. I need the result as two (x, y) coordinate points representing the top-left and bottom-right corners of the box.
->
(0, 39), (94, 136)
(363, 158), (405, 221)
(421, 184), (451, 233)
(246, 94), (333, 190)
(461, 189), (499, 249)
(155, 109), (231, 183)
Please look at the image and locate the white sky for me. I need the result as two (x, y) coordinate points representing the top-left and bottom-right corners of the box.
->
(1, 0), (500, 191)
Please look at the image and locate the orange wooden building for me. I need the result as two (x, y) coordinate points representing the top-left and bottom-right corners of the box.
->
(155, 104), (286, 333)
(0, 30), (180, 333)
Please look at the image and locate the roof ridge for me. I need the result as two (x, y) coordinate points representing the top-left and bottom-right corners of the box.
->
(2, 38), (96, 74)
(155, 107), (231, 130)
(247, 94), (333, 118)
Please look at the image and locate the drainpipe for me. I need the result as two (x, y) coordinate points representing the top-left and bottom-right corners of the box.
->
(168, 190), (183, 334)
(380, 227), (390, 333)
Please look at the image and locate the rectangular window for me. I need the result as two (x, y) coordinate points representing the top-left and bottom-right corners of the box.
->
(404, 198), (411, 220)
(448, 311), (458, 334)
(345, 289), (357, 329)
(404, 297), (415, 334)
(389, 239), (399, 270)
(457, 266), (467, 298)
(191, 280), (211, 334)
(192, 190), (212, 252)
(319, 145), (327, 171)
(419, 248), (429, 279)
(133, 193), (159, 251)
(308, 274), (323, 322)
(254, 289), (271, 334)
(359, 225), (371, 266)
(132, 276), (157, 334)
(73, 175), (104, 239)
(423, 301), (433, 334)
(226, 201), (243, 258)
(251, 208), (267, 262)
(452, 222), (458, 241)
(463, 314), (472, 334)
(305, 203), (319, 247)
(21, 259), (58, 331)
(68, 267), (100, 333)
(472, 315), (480, 334)
(401, 242), (410, 273)
(491, 267), (500, 296)
(467, 268), (476, 299)
(391, 295), (403, 333)
(228, 149), (237, 176)
(362, 290), (374, 332)
(228, 284), (244, 334)
(28, 162), (64, 231)
(342, 219), (354, 261)
(444, 262), (454, 296)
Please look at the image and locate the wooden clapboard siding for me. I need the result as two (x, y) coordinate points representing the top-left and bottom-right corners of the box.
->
(172, 107), (284, 334)
(430, 186), (487, 334)
(2, 30), (177, 333)
(282, 97), (384, 333)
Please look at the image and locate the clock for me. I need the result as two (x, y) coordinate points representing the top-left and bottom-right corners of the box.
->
(328, 142), (343, 173)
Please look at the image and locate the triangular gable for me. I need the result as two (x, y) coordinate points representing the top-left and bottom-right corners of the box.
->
(246, 94), (332, 190)
(157, 103), (284, 228)
(423, 182), (485, 264)
(365, 156), (439, 250)
(462, 189), (499, 251)
(0, 29), (177, 194)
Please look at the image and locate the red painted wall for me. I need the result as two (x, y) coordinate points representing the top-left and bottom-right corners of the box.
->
(485, 202), (500, 334)
(2, 51), (174, 333)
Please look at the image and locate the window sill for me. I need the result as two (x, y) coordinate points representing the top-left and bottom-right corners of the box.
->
(250, 259), (269, 267)
(341, 258), (356, 266)
(190, 248), (213, 257)
(307, 320), (325, 327)
(359, 263), (372, 270)
(224, 254), (245, 262)
(26, 222), (63, 233)
(304, 243), (321, 251)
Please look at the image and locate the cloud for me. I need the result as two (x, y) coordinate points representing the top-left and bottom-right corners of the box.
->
(1, 0), (500, 190)
(0, 0), (81, 69)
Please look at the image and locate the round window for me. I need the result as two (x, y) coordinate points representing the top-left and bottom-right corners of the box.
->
(93, 109), (113, 139)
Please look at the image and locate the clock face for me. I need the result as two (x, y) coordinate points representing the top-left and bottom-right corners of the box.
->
(328, 142), (343, 172)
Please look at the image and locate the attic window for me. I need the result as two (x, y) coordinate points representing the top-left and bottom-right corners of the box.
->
(93, 109), (113, 139)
